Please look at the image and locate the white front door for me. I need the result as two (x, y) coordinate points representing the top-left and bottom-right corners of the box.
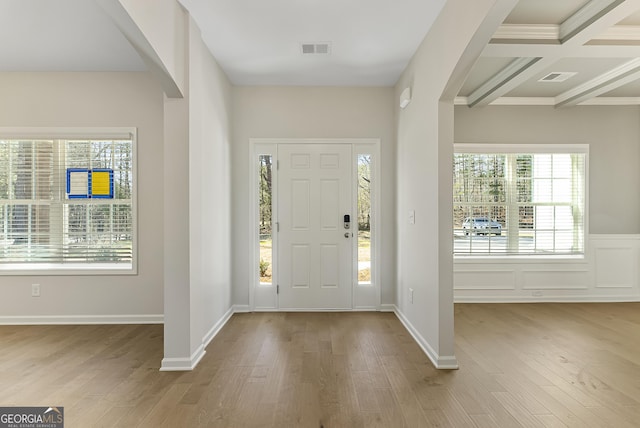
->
(277, 143), (353, 310)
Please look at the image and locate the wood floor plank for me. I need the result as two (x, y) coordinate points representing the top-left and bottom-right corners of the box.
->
(470, 413), (501, 428)
(379, 355), (432, 427)
(2, 303), (640, 427)
(536, 414), (569, 427)
(493, 391), (545, 428)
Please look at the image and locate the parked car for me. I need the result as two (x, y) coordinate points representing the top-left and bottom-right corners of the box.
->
(462, 217), (502, 236)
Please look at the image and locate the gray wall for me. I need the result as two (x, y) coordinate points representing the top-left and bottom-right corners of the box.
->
(0, 72), (164, 320)
(231, 86), (397, 306)
(455, 105), (640, 234)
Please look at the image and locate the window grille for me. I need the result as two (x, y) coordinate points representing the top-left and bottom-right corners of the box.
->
(454, 145), (586, 256)
(0, 132), (135, 271)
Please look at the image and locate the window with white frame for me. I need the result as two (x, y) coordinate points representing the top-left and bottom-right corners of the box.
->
(453, 144), (586, 256)
(0, 130), (135, 271)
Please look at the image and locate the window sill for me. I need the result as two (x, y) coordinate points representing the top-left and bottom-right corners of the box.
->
(0, 263), (136, 276)
(454, 254), (587, 264)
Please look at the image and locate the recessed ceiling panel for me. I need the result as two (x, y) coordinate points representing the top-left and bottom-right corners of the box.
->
(458, 57), (516, 97)
(618, 10), (640, 25)
(601, 79), (640, 97)
(506, 58), (631, 97)
(505, 0), (589, 25)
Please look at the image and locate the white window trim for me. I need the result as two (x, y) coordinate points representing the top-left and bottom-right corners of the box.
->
(0, 127), (138, 276)
(352, 144), (380, 291)
(453, 143), (589, 261)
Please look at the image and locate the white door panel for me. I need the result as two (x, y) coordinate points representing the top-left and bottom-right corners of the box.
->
(278, 144), (353, 309)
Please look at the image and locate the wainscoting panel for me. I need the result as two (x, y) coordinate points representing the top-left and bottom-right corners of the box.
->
(521, 269), (590, 290)
(454, 235), (640, 302)
(454, 270), (516, 290)
(595, 246), (635, 289)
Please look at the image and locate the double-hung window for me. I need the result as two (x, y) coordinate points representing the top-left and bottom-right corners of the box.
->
(454, 144), (587, 256)
(0, 128), (136, 273)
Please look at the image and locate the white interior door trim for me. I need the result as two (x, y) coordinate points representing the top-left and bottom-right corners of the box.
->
(249, 138), (381, 312)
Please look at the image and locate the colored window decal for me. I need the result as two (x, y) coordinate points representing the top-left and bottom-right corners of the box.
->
(91, 169), (114, 199)
(66, 168), (114, 199)
(67, 169), (90, 199)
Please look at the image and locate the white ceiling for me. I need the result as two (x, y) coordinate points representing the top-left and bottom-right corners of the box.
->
(177, 0), (447, 86)
(0, 0), (446, 86)
(4, 0), (640, 105)
(0, 0), (145, 72)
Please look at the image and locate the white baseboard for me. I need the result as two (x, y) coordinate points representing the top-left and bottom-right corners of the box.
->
(160, 344), (206, 372)
(203, 306), (234, 348)
(379, 304), (395, 312)
(0, 314), (163, 325)
(233, 304), (251, 313)
(392, 306), (459, 370)
(162, 305), (238, 371)
(274, 308), (357, 312)
(251, 306), (385, 312)
(455, 295), (640, 303)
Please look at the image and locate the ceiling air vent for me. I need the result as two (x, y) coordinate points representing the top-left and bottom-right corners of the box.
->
(301, 42), (331, 55)
(539, 72), (577, 83)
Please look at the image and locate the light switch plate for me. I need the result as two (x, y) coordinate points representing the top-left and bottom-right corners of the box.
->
(408, 210), (415, 224)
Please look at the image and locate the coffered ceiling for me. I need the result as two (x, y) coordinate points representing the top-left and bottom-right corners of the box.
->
(457, 0), (640, 107)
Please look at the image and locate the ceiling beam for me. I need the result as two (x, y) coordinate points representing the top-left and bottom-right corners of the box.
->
(593, 24), (640, 40)
(442, 0), (521, 101)
(484, 43), (640, 58)
(492, 24), (559, 41)
(455, 96), (640, 106)
(467, 57), (542, 107)
(559, 0), (625, 43)
(555, 58), (640, 106)
(491, 24), (640, 44)
(469, 0), (640, 107)
(490, 0), (640, 46)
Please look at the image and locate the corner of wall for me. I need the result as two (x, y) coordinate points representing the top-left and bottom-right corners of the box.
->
(392, 306), (459, 370)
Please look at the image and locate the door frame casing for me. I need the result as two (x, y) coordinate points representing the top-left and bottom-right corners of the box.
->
(249, 138), (381, 311)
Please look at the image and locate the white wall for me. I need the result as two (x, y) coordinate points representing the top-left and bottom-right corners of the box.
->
(188, 20), (233, 352)
(231, 86), (396, 308)
(160, 13), (234, 370)
(453, 105), (640, 302)
(394, 0), (518, 368)
(0, 72), (165, 323)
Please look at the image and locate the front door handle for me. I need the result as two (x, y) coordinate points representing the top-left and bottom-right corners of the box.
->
(344, 232), (350, 238)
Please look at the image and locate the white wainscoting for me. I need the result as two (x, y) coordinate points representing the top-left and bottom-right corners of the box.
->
(454, 235), (640, 302)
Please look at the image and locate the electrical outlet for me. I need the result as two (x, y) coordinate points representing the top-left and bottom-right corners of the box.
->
(532, 290), (543, 297)
(409, 288), (414, 303)
(32, 284), (41, 297)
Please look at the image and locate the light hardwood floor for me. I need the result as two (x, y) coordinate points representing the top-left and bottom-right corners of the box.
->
(1, 303), (639, 427)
